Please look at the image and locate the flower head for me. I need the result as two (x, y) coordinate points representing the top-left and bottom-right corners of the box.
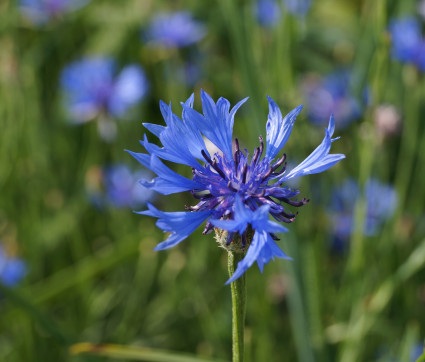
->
(283, 0), (311, 17)
(19, 0), (89, 24)
(128, 91), (344, 283)
(145, 12), (206, 48)
(104, 165), (154, 209)
(302, 71), (362, 129)
(388, 17), (425, 71)
(61, 57), (148, 123)
(254, 0), (282, 27)
(85, 164), (153, 209)
(330, 178), (397, 252)
(0, 245), (26, 287)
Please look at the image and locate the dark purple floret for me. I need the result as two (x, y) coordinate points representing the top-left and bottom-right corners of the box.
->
(189, 136), (307, 240)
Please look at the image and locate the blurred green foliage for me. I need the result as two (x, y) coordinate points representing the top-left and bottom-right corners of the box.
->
(1, 0), (425, 361)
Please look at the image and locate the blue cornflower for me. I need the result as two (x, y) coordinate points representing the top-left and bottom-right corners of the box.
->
(330, 178), (397, 252)
(19, 0), (89, 24)
(254, 0), (282, 27)
(410, 343), (424, 362)
(145, 12), (206, 48)
(104, 164), (154, 209)
(388, 17), (425, 69)
(302, 71), (362, 129)
(283, 0), (311, 17)
(85, 164), (153, 209)
(128, 91), (344, 283)
(0, 245), (26, 287)
(61, 57), (148, 122)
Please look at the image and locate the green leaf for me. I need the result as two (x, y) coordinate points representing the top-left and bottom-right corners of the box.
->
(69, 343), (228, 362)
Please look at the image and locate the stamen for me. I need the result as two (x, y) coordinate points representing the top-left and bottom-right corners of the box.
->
(241, 232), (247, 249)
(201, 150), (226, 179)
(234, 150), (240, 172)
(251, 147), (260, 166)
(212, 158), (226, 179)
(227, 181), (238, 192)
(202, 221), (214, 235)
(259, 136), (264, 157)
(270, 233), (280, 241)
(281, 197), (310, 207)
(257, 197), (283, 212)
(234, 139), (240, 172)
(251, 189), (265, 197)
(262, 166), (273, 181)
(190, 191), (213, 200)
(185, 201), (206, 211)
(201, 149), (213, 164)
(273, 213), (296, 223)
(272, 154), (286, 171)
(234, 138), (240, 152)
(272, 162), (287, 176)
(241, 163), (248, 184)
(226, 232), (235, 245)
(280, 210), (297, 219)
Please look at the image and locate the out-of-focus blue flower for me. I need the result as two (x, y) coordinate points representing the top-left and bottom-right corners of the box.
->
(410, 343), (424, 362)
(128, 91), (344, 283)
(302, 71), (362, 129)
(330, 179), (397, 252)
(61, 57), (148, 124)
(145, 12), (206, 48)
(254, 0), (282, 27)
(85, 164), (154, 209)
(389, 17), (424, 63)
(19, 0), (89, 24)
(104, 165), (154, 209)
(283, 0), (311, 17)
(0, 245), (26, 287)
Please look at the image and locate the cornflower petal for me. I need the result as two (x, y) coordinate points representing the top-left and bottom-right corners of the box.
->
(108, 65), (149, 117)
(140, 155), (203, 195)
(279, 115), (345, 182)
(198, 90), (248, 160)
(125, 150), (151, 168)
(157, 100), (207, 161)
(184, 93), (195, 108)
(143, 123), (166, 137)
(210, 195), (251, 234)
(255, 233), (292, 272)
(138, 204), (213, 250)
(159, 123), (203, 169)
(210, 219), (245, 233)
(265, 96), (303, 159)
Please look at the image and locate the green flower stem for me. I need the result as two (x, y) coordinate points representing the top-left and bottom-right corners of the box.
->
(228, 251), (246, 362)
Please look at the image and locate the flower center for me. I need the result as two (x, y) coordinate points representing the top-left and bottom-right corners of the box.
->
(187, 136), (309, 240)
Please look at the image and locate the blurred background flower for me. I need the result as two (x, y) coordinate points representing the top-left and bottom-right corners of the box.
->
(283, 0), (311, 17)
(19, 0), (90, 25)
(0, 245), (26, 287)
(301, 71), (362, 128)
(388, 17), (425, 70)
(60, 57), (148, 140)
(254, 0), (282, 27)
(330, 179), (398, 252)
(373, 104), (402, 142)
(144, 12), (206, 48)
(85, 164), (154, 209)
(410, 343), (424, 361)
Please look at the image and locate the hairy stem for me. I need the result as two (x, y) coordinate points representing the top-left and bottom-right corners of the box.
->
(228, 251), (246, 362)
